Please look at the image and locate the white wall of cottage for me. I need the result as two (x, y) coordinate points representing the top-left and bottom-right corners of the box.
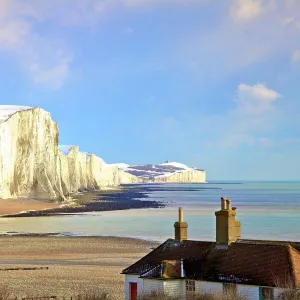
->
(195, 281), (223, 294)
(125, 275), (144, 300)
(164, 280), (186, 297)
(125, 275), (286, 300)
(143, 279), (164, 295)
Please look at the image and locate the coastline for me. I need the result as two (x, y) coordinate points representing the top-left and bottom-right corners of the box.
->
(0, 185), (164, 218)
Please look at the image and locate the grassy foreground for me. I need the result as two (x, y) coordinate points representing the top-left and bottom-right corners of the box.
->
(1, 287), (300, 300)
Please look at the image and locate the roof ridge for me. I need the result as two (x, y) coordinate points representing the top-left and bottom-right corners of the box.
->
(240, 239), (300, 245)
(121, 238), (172, 274)
(286, 245), (298, 288)
(236, 240), (294, 248)
(234, 241), (289, 248)
(288, 244), (300, 255)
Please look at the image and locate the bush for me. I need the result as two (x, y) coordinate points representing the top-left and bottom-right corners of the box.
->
(138, 291), (183, 300)
(276, 289), (300, 300)
(76, 289), (109, 300)
(138, 290), (248, 300)
(188, 290), (248, 300)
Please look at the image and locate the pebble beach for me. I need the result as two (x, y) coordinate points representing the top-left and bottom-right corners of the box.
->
(0, 236), (158, 300)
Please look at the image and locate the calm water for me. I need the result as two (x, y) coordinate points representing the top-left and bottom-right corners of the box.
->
(0, 181), (300, 242)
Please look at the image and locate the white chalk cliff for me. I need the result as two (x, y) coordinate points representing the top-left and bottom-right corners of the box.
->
(0, 106), (140, 200)
(119, 162), (206, 183)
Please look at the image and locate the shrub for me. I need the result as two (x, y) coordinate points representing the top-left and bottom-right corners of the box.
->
(188, 290), (247, 300)
(275, 289), (300, 300)
(138, 290), (248, 300)
(138, 291), (183, 300)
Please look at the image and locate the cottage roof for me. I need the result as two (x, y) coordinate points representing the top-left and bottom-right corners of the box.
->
(122, 238), (300, 288)
(122, 239), (213, 276)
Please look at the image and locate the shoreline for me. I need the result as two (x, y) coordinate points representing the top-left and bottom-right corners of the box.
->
(0, 232), (164, 243)
(0, 183), (224, 218)
(0, 185), (165, 218)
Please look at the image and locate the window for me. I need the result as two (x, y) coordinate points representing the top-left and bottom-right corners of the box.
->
(186, 280), (195, 292)
(259, 287), (274, 300)
(223, 283), (237, 296)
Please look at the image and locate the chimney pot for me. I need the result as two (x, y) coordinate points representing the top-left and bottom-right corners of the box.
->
(179, 207), (183, 222)
(221, 197), (227, 210)
(174, 208), (188, 242)
(226, 199), (232, 210)
(215, 198), (241, 246)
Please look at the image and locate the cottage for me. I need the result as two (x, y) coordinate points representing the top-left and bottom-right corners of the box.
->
(122, 197), (300, 300)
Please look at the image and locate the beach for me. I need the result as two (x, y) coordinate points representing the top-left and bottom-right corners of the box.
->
(1, 186), (163, 218)
(0, 236), (158, 300)
(0, 198), (61, 215)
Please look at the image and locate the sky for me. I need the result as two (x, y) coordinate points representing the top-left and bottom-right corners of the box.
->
(0, 0), (299, 180)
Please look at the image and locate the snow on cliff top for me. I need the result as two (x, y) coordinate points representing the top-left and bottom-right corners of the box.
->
(103, 163), (130, 169)
(112, 163), (130, 169)
(159, 162), (191, 170)
(0, 105), (33, 123)
(117, 161), (201, 180)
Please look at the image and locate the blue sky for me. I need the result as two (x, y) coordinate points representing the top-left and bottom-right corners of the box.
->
(0, 0), (299, 180)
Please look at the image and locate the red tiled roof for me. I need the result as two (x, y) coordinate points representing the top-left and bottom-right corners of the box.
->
(122, 239), (300, 288)
(237, 239), (300, 252)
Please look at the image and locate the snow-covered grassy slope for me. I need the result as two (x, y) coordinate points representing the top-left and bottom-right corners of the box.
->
(118, 162), (206, 183)
(0, 105), (33, 123)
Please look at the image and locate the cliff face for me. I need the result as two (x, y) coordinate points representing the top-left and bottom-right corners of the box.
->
(119, 170), (144, 184)
(0, 106), (140, 200)
(153, 169), (206, 183)
(0, 107), (65, 200)
(0, 106), (204, 200)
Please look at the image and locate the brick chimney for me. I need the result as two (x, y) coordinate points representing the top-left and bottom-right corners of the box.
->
(215, 197), (241, 246)
(174, 207), (188, 242)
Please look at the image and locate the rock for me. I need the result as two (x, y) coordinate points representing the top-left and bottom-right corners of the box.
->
(118, 170), (144, 184)
(0, 106), (140, 200)
(0, 107), (65, 200)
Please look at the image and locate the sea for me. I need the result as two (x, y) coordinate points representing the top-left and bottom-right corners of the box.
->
(0, 181), (300, 242)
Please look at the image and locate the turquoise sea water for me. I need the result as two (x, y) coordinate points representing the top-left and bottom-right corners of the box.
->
(0, 181), (300, 242)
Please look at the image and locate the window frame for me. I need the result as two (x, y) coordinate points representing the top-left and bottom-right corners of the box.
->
(259, 286), (274, 300)
(186, 279), (196, 293)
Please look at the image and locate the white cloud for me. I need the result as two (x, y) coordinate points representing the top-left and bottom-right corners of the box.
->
(282, 17), (294, 25)
(124, 27), (134, 34)
(0, 0), (73, 89)
(259, 137), (300, 148)
(231, 0), (263, 22)
(122, 0), (207, 7)
(291, 50), (300, 62)
(162, 117), (177, 131)
(259, 137), (275, 147)
(203, 84), (281, 149)
(29, 55), (73, 89)
(177, 0), (300, 80)
(236, 84), (280, 115)
(0, 0), (210, 88)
